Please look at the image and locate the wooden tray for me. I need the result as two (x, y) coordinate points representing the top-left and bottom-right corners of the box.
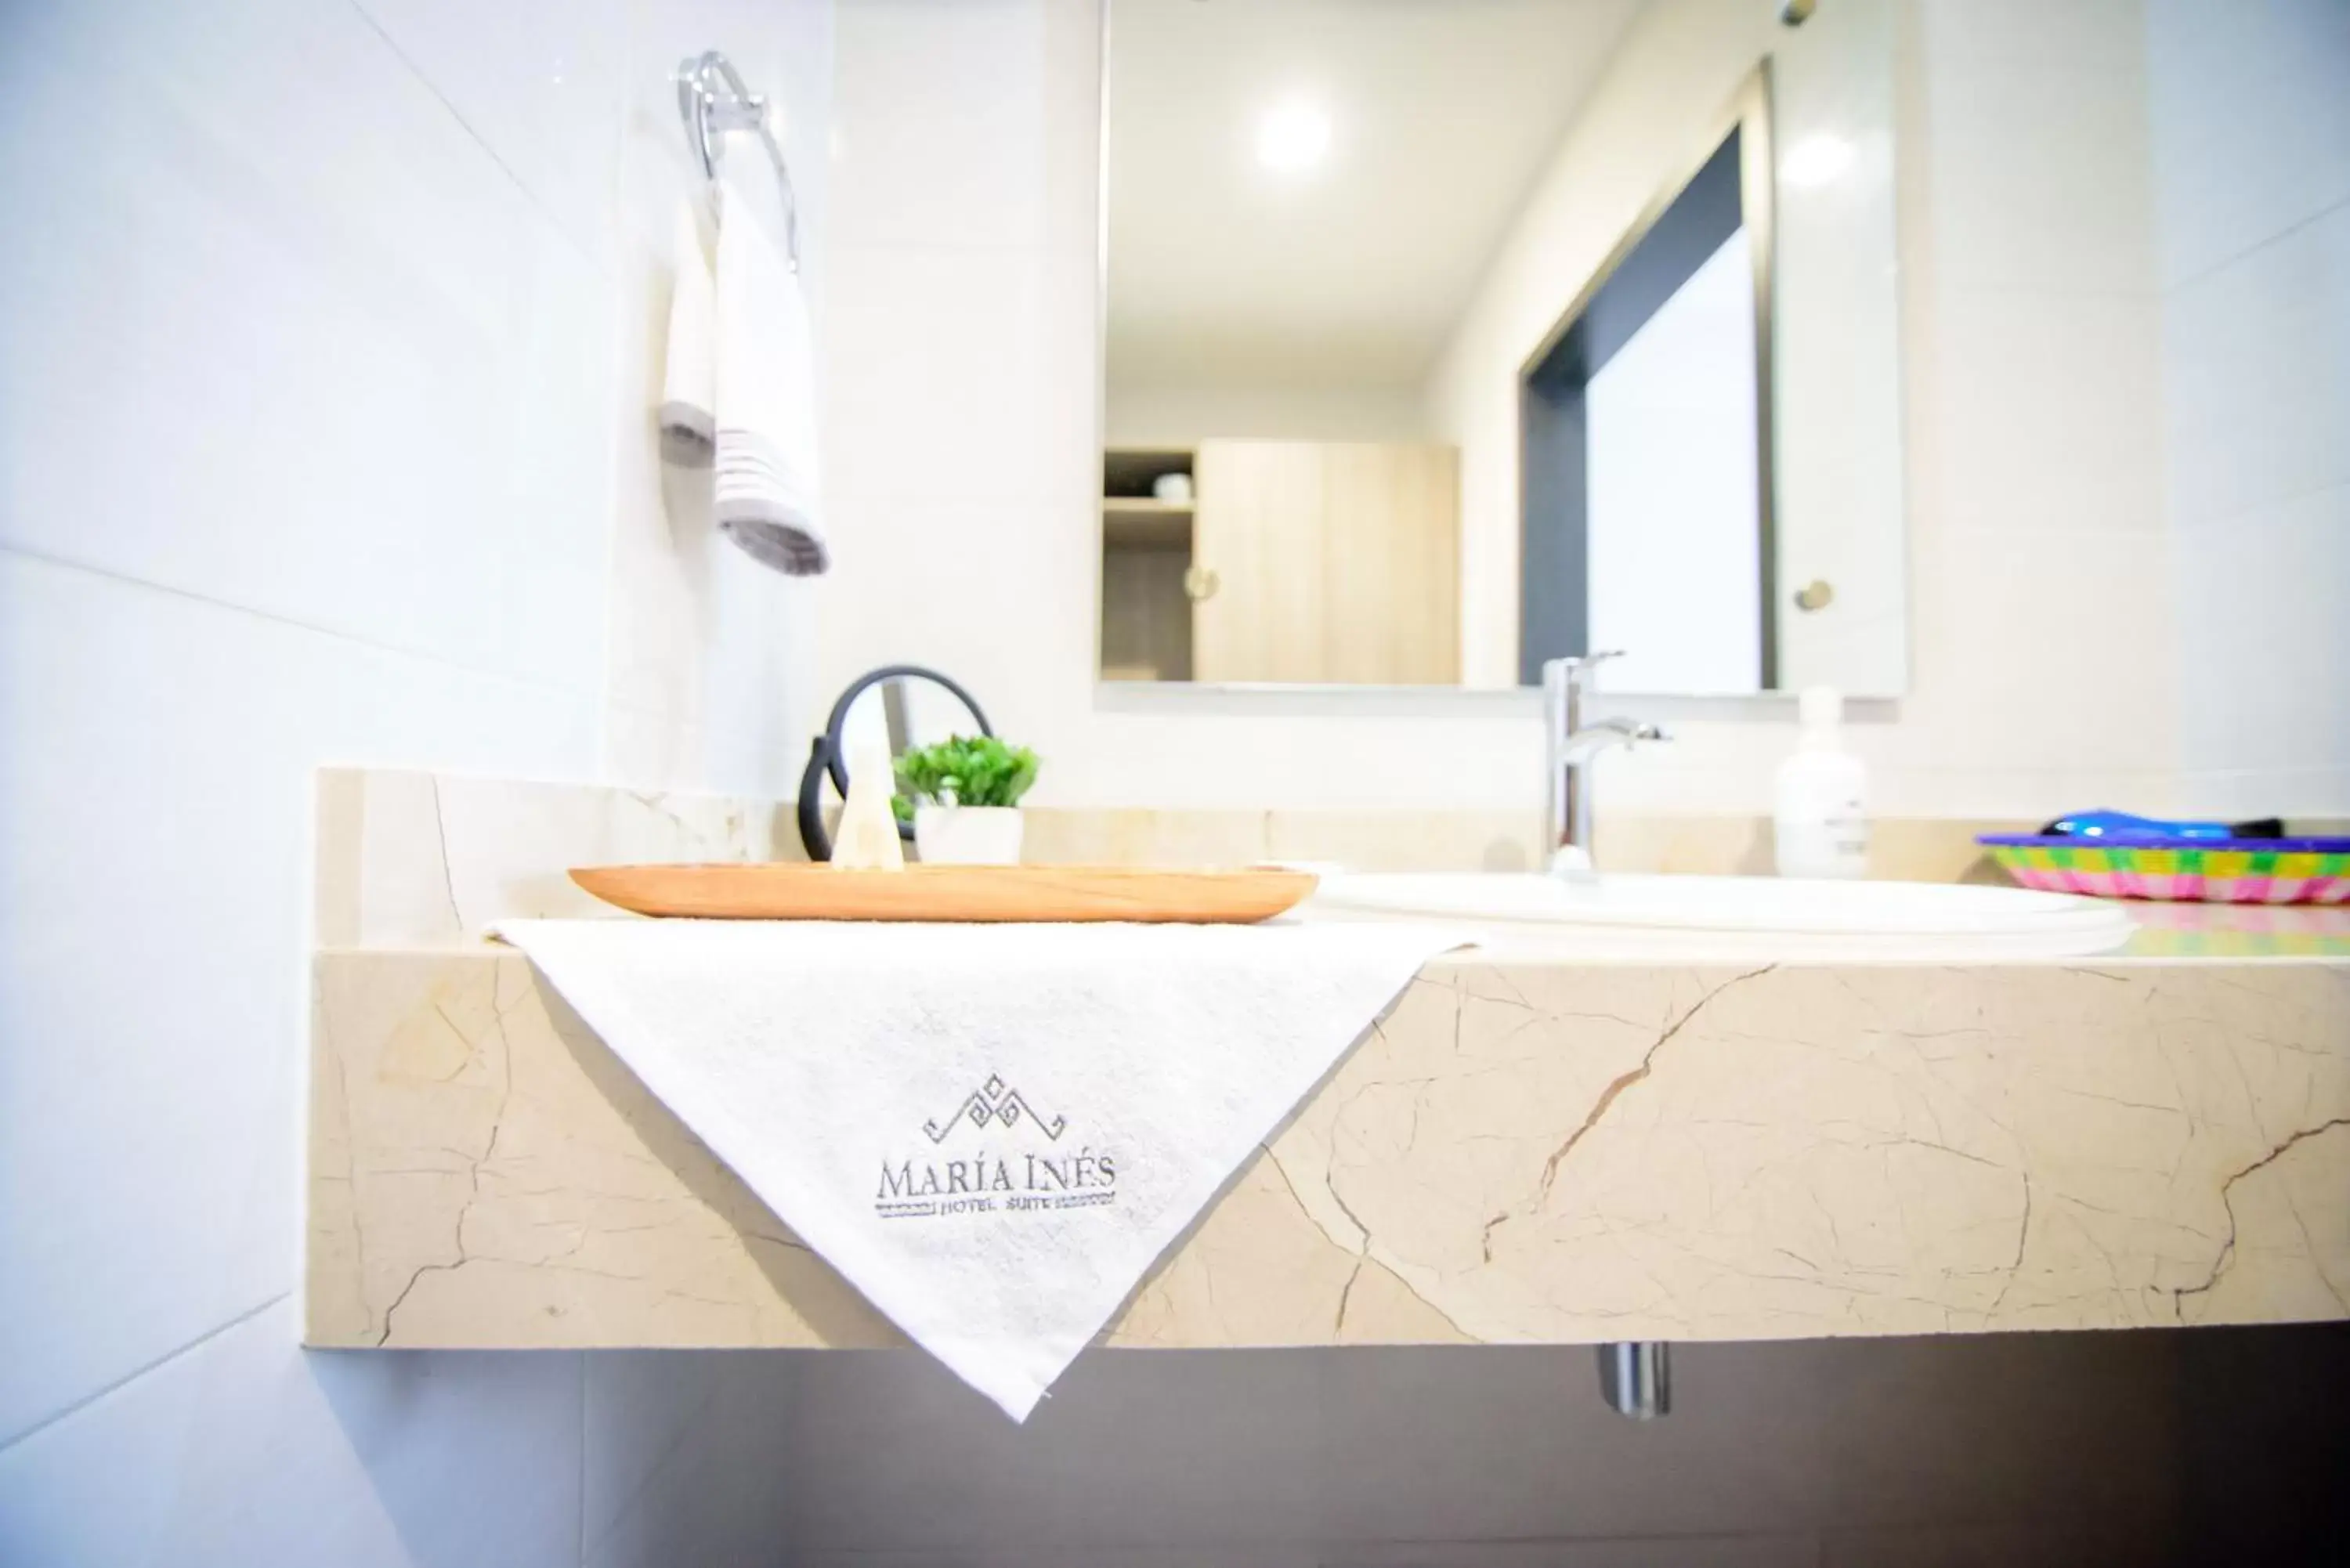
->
(567, 863), (1318, 923)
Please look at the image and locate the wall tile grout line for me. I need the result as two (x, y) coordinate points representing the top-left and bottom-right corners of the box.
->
(2160, 188), (2350, 298)
(339, 0), (609, 268)
(0, 1292), (291, 1456)
(0, 542), (603, 709)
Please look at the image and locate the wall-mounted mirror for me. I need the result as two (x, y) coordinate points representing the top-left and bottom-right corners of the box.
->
(1097, 0), (1904, 698)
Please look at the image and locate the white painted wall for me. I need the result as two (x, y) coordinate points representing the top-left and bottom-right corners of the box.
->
(0, 1), (832, 1563)
(823, 0), (2180, 820)
(2147, 0), (2350, 818)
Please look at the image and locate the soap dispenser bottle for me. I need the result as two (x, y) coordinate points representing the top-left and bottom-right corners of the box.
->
(833, 745), (906, 870)
(1774, 685), (1868, 879)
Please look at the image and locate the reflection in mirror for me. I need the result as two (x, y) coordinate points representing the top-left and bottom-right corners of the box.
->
(1097, 0), (1905, 697)
(1521, 82), (1773, 695)
(797, 666), (993, 861)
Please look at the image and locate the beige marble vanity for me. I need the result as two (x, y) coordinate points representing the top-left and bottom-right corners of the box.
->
(306, 771), (2350, 1353)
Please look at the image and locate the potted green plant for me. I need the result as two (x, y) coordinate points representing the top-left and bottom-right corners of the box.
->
(893, 735), (1040, 865)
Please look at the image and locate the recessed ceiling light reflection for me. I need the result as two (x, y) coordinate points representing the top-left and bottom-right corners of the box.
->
(1256, 99), (1332, 174)
(1780, 133), (1856, 189)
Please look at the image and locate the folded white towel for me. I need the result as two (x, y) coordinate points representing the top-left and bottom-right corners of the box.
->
(657, 201), (716, 468)
(490, 918), (1462, 1419)
(711, 182), (826, 575)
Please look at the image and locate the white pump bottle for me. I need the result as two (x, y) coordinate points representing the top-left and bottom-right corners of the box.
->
(1773, 686), (1869, 880)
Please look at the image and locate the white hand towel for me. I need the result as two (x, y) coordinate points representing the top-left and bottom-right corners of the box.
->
(490, 918), (1462, 1419)
(657, 201), (716, 468)
(711, 182), (827, 575)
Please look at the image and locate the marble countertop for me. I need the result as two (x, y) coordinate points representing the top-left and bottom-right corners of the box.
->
(306, 934), (2350, 1353)
(303, 770), (2349, 1353)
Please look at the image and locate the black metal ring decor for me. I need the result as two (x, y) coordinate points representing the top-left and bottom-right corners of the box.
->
(797, 665), (993, 862)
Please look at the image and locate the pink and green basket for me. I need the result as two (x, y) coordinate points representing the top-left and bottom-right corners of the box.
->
(1978, 835), (2350, 905)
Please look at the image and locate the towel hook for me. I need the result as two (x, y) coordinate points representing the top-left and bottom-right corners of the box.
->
(674, 49), (801, 270)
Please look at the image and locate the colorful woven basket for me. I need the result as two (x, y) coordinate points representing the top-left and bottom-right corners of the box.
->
(1978, 835), (2350, 905)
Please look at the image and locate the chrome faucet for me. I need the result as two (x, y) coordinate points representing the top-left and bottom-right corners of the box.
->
(1544, 652), (1674, 1419)
(1542, 652), (1666, 866)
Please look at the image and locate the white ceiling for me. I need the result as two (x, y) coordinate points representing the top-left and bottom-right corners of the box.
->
(1105, 0), (1649, 399)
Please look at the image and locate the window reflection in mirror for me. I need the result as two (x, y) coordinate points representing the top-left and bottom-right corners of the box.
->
(1520, 90), (1773, 696)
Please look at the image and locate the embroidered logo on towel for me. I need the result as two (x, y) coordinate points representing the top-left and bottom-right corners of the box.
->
(924, 1074), (1066, 1143)
(877, 1075), (1117, 1221)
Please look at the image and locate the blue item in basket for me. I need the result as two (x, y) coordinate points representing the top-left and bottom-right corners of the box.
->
(2040, 810), (2284, 843)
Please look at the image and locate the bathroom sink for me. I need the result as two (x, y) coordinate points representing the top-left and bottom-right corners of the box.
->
(1305, 873), (2136, 959)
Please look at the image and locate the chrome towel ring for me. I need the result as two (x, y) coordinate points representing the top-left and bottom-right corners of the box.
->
(674, 50), (800, 270)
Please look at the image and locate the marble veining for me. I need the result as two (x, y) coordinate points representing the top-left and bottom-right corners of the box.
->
(308, 948), (2350, 1351)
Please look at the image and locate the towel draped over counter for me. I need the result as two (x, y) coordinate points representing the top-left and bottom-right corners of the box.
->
(491, 917), (1461, 1418)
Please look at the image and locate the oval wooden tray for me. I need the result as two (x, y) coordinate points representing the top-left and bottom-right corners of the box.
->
(567, 863), (1318, 923)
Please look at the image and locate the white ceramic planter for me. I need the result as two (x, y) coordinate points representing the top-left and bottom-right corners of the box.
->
(913, 804), (1024, 866)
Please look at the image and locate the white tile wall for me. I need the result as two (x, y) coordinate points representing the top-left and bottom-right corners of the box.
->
(816, 0), (1099, 742)
(825, 0), (1054, 253)
(0, 0), (613, 693)
(0, 553), (598, 1450)
(2160, 202), (2350, 531)
(0, 0), (831, 1561)
(354, 0), (631, 253)
(2146, 0), (2350, 290)
(1917, 0), (2158, 297)
(2149, 0), (2350, 816)
(599, 0), (834, 797)
(821, 247), (1065, 510)
(1932, 293), (2167, 537)
(0, 1301), (584, 1568)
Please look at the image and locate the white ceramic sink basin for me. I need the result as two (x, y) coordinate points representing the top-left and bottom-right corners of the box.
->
(1306, 872), (2136, 959)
